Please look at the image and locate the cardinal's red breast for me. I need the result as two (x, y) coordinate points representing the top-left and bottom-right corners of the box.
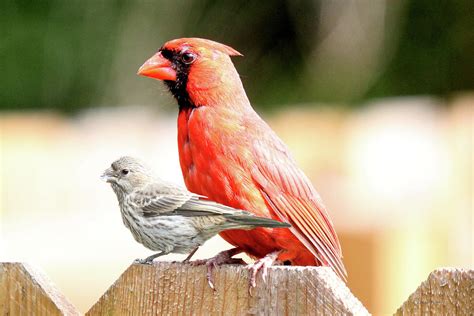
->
(178, 105), (319, 265)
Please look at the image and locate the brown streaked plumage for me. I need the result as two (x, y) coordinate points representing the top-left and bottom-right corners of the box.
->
(102, 156), (290, 264)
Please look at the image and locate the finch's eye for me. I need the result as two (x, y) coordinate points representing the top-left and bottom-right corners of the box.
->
(181, 52), (196, 64)
(121, 169), (129, 175)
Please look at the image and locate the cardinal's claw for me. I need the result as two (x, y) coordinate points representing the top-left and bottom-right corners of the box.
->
(261, 267), (268, 283)
(190, 247), (244, 290)
(247, 250), (281, 292)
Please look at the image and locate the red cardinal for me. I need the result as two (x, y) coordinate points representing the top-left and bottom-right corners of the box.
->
(138, 38), (346, 285)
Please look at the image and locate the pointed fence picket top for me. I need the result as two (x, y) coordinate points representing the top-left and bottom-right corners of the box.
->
(2, 262), (472, 314)
(86, 262), (369, 315)
(395, 268), (473, 315)
(0, 262), (80, 316)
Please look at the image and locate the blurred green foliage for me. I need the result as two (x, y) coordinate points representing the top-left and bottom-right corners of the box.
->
(1, 0), (473, 112)
(2, 1), (129, 112)
(366, 0), (474, 99)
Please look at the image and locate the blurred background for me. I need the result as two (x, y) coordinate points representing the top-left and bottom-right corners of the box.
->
(1, 0), (472, 314)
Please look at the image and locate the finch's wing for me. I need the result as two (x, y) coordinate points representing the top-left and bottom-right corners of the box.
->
(250, 133), (347, 280)
(174, 197), (249, 217)
(131, 184), (290, 230)
(131, 183), (245, 218)
(130, 184), (192, 217)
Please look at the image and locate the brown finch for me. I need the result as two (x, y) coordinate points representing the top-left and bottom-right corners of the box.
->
(102, 156), (290, 265)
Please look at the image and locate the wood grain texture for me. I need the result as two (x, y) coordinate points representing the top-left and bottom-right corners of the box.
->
(86, 262), (369, 315)
(395, 268), (473, 316)
(0, 262), (80, 316)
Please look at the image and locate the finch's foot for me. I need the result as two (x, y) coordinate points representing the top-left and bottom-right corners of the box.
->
(134, 258), (153, 265)
(134, 251), (167, 264)
(247, 250), (281, 293)
(191, 247), (244, 290)
(182, 247), (199, 263)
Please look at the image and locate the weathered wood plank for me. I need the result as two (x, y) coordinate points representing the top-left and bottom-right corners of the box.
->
(87, 262), (369, 315)
(0, 262), (80, 316)
(395, 268), (473, 316)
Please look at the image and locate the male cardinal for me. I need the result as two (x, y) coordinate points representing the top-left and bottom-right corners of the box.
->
(138, 38), (347, 286)
(102, 156), (290, 271)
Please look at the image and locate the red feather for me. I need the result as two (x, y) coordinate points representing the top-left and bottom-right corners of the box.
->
(250, 129), (346, 278)
(144, 38), (347, 280)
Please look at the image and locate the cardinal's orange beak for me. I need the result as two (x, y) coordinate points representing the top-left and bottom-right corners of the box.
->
(137, 52), (176, 81)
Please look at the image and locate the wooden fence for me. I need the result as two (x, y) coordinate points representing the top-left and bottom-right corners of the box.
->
(0, 262), (472, 315)
(395, 268), (473, 315)
(0, 262), (80, 316)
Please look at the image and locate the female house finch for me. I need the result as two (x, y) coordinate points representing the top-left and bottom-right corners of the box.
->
(102, 156), (290, 268)
(137, 38), (347, 287)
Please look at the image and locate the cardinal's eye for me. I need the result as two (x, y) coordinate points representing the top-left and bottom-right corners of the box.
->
(121, 169), (129, 175)
(181, 52), (196, 64)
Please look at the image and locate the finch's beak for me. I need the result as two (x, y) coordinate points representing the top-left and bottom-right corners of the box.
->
(137, 52), (177, 81)
(101, 167), (116, 183)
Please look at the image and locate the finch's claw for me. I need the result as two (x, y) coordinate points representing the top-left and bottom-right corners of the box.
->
(189, 259), (207, 266)
(134, 258), (153, 265)
(134, 251), (167, 265)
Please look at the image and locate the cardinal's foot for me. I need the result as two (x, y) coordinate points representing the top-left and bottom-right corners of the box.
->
(191, 247), (244, 290)
(247, 250), (281, 291)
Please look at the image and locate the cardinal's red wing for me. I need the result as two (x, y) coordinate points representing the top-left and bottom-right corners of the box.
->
(250, 134), (347, 280)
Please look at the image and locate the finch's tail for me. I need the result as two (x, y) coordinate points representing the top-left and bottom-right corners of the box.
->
(179, 196), (291, 229)
(225, 212), (291, 229)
